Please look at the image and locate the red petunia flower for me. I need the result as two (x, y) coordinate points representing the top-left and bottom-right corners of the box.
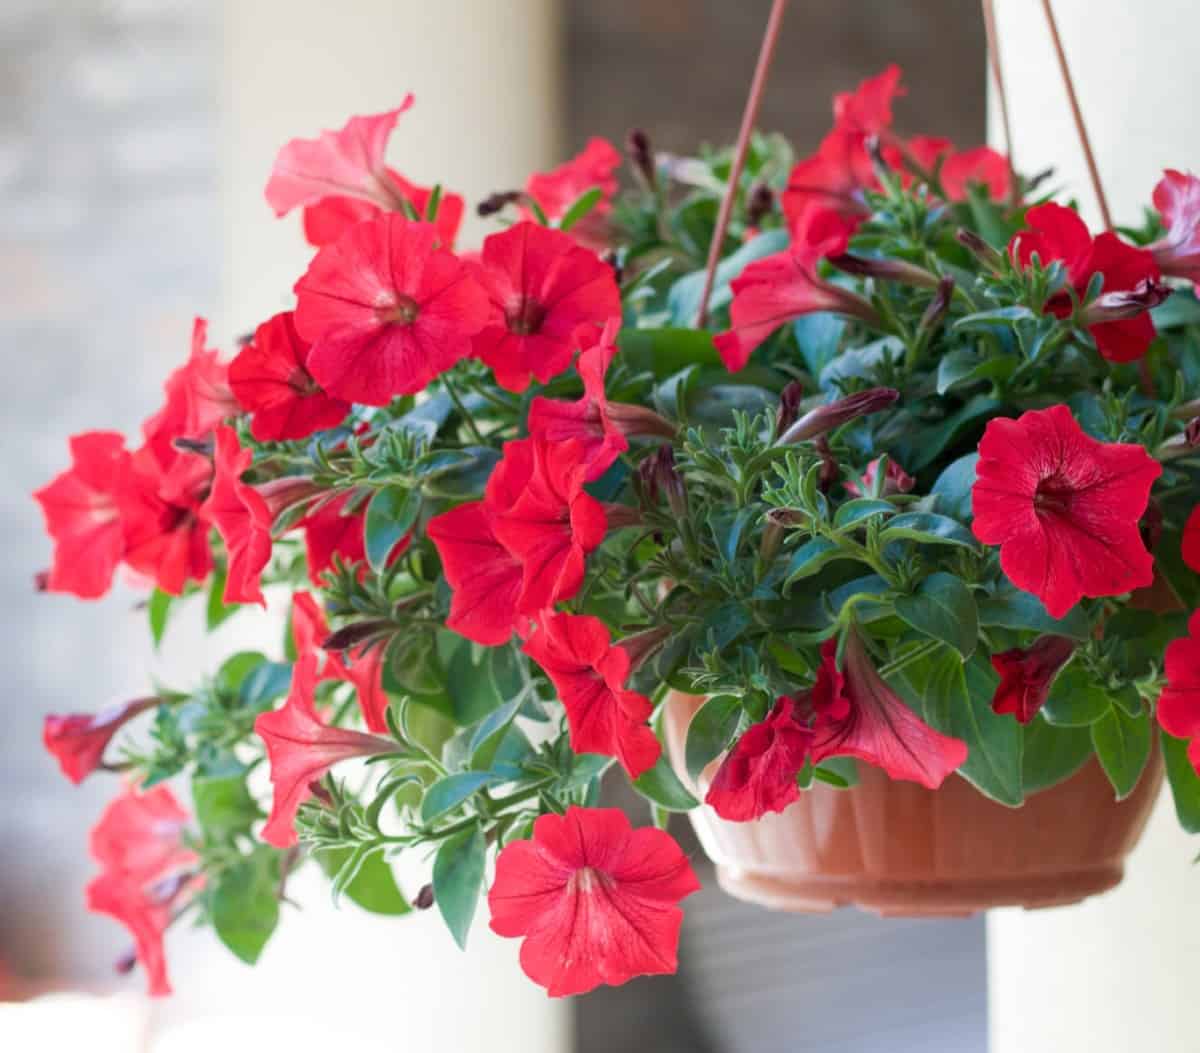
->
(264, 99), (415, 218)
(528, 319), (676, 481)
(85, 784), (198, 997)
(1009, 202), (1162, 362)
(781, 129), (876, 239)
(810, 633), (968, 788)
(201, 426), (273, 606)
(143, 319), (237, 462)
(228, 312), (350, 442)
(715, 209), (878, 372)
(254, 652), (395, 847)
(990, 635), (1077, 724)
(833, 64), (904, 136)
(488, 806), (700, 996)
(427, 499), (524, 646)
(940, 146), (1012, 203)
(295, 215), (489, 405)
(705, 695), (814, 821)
(972, 405), (1160, 618)
(522, 611), (660, 778)
(119, 447), (213, 596)
(299, 490), (409, 586)
(302, 171), (464, 251)
(472, 222), (621, 393)
(524, 137), (622, 250)
(1158, 610), (1200, 773)
(1149, 169), (1200, 284)
(1183, 506), (1200, 573)
(33, 431), (132, 598)
(489, 437), (608, 613)
(43, 696), (157, 785)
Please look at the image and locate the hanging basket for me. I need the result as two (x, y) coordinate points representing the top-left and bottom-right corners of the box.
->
(663, 690), (1164, 917)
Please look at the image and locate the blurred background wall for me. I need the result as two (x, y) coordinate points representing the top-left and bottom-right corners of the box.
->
(2, 2), (991, 1050)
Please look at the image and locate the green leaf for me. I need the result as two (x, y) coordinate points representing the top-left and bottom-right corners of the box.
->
(192, 773), (259, 840)
(318, 847), (411, 915)
(1152, 288), (1200, 328)
(904, 396), (1001, 471)
(443, 635), (503, 725)
(1043, 663), (1113, 726)
(792, 313), (846, 377)
(1161, 730), (1200, 833)
(433, 827), (486, 949)
(468, 698), (523, 771)
(893, 572), (979, 659)
(557, 187), (603, 232)
(978, 587), (1091, 642)
(238, 660), (293, 708)
(211, 852), (280, 965)
(833, 498), (895, 531)
(814, 755), (859, 788)
(667, 229), (789, 325)
(880, 512), (978, 551)
(1091, 704), (1152, 799)
(618, 327), (722, 378)
(365, 487), (420, 572)
(1021, 717), (1092, 794)
(930, 454), (978, 522)
(633, 756), (700, 812)
(421, 771), (500, 823)
(935, 348), (1016, 395)
(206, 570), (238, 629)
(783, 537), (850, 588)
(953, 305), (1037, 330)
(148, 588), (174, 649)
(216, 651), (268, 698)
(685, 695), (742, 782)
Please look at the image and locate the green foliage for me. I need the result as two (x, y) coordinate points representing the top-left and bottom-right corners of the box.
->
(433, 827), (487, 949)
(210, 849), (280, 965)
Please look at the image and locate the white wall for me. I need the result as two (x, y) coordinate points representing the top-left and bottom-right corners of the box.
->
(988, 3), (1200, 1050)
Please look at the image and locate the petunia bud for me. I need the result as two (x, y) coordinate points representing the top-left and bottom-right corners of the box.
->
(956, 228), (1005, 272)
(322, 619), (393, 653)
(775, 381), (805, 436)
(414, 883), (435, 910)
(917, 276), (956, 341)
(618, 625), (672, 671)
(626, 129), (656, 191)
(604, 402), (678, 440)
(745, 181), (775, 228)
(829, 253), (941, 289)
(44, 697), (159, 785)
(778, 387), (899, 445)
(846, 456), (915, 498)
(1077, 278), (1172, 327)
(814, 436), (839, 492)
(638, 445), (687, 519)
(477, 190), (524, 218)
(989, 635), (1077, 724)
(1156, 417), (1200, 461)
(34, 570), (49, 592)
(256, 476), (323, 520)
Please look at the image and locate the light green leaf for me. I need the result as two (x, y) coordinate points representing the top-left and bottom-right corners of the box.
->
(684, 695), (742, 782)
(833, 498), (895, 531)
(633, 756), (700, 812)
(318, 847), (411, 915)
(211, 852), (280, 965)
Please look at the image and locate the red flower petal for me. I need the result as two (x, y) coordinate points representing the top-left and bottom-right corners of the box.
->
(524, 138), (621, 250)
(43, 697), (156, 785)
(88, 784), (196, 883)
(522, 612), (661, 778)
(472, 222), (621, 393)
(295, 215), (489, 405)
(86, 873), (174, 997)
(265, 99), (414, 217)
(33, 431), (131, 598)
(1149, 169), (1200, 283)
(989, 635), (1077, 724)
(971, 405), (1160, 618)
(939, 146), (1012, 203)
(229, 312), (350, 441)
(201, 426), (273, 606)
(832, 65), (904, 136)
(1158, 610), (1200, 775)
(488, 806), (700, 996)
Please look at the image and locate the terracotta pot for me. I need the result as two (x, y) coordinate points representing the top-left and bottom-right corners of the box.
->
(663, 690), (1164, 917)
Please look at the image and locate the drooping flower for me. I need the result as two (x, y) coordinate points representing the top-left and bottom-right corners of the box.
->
(295, 215), (489, 405)
(489, 437), (608, 613)
(254, 651), (395, 847)
(1158, 610), (1200, 773)
(524, 137), (622, 249)
(264, 99), (415, 217)
(990, 635), (1077, 724)
(715, 209), (879, 372)
(142, 319), (236, 462)
(228, 312), (350, 441)
(522, 612), (660, 778)
(302, 172), (464, 251)
(527, 319), (675, 480)
(1148, 169), (1200, 283)
(1009, 202), (1162, 362)
(85, 784), (198, 997)
(845, 456), (915, 497)
(705, 695), (814, 821)
(200, 426), (273, 606)
(427, 499), (524, 646)
(781, 129), (876, 240)
(43, 696), (157, 784)
(472, 222), (621, 393)
(971, 405), (1160, 618)
(810, 633), (968, 788)
(119, 447), (213, 596)
(488, 806), (700, 997)
(33, 431), (132, 599)
(777, 387), (899, 445)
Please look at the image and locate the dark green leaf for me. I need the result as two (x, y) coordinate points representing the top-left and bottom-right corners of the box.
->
(468, 698), (523, 771)
(936, 348), (1016, 395)
(833, 498), (895, 531)
(433, 827), (486, 949)
(238, 660), (293, 708)
(618, 328), (722, 378)
(667, 229), (788, 325)
(793, 313), (846, 377)
(685, 695), (742, 782)
(893, 572), (979, 659)
(1162, 730), (1200, 833)
(1043, 663), (1113, 725)
(1021, 717), (1092, 793)
(930, 453), (979, 522)
(1091, 704), (1152, 799)
(953, 305), (1037, 330)
(421, 771), (500, 823)
(318, 847), (411, 915)
(880, 512), (978, 551)
(978, 587), (1091, 642)
(633, 756), (700, 812)
(702, 602), (752, 649)
(904, 396), (1001, 471)
(211, 852), (279, 965)
(365, 487), (419, 572)
(783, 537), (849, 588)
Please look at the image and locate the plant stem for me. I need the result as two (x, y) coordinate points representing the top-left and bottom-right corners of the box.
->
(1039, 0), (1113, 230)
(441, 372), (485, 444)
(695, 0), (790, 327)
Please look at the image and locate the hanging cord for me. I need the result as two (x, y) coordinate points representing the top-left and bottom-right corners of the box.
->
(981, 0), (1018, 207)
